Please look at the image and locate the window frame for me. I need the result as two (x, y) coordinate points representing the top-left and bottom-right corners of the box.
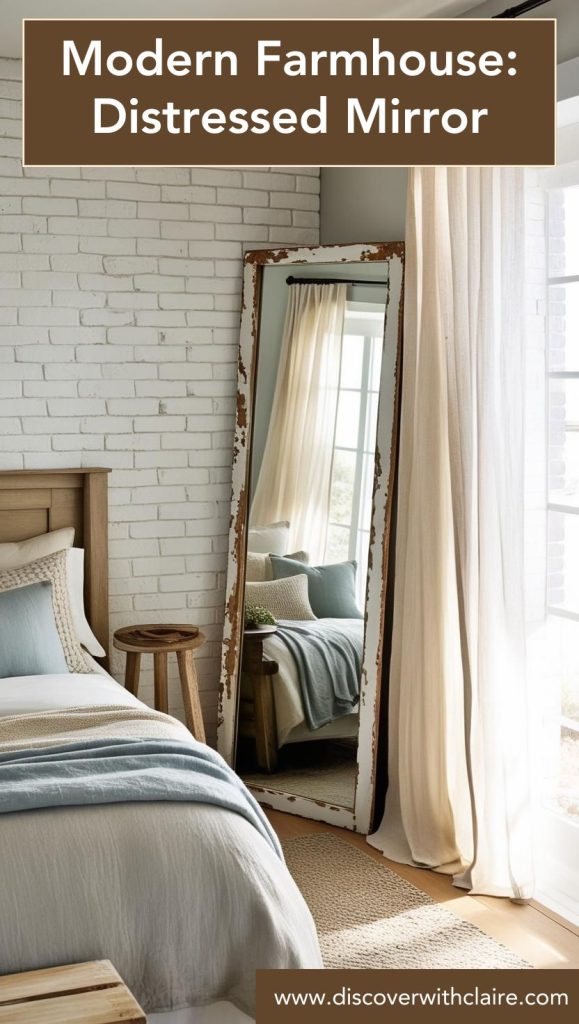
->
(325, 302), (386, 599)
(546, 197), (579, 626)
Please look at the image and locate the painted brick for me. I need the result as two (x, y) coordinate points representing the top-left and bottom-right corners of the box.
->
(0, 59), (320, 741)
(108, 181), (161, 202)
(19, 308), (79, 326)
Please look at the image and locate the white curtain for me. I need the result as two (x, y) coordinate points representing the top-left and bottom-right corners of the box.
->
(251, 283), (347, 562)
(369, 167), (534, 899)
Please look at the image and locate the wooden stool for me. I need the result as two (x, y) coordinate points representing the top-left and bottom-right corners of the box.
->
(0, 959), (146, 1023)
(113, 624), (206, 743)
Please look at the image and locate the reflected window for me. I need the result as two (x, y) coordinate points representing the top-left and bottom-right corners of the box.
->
(325, 302), (385, 606)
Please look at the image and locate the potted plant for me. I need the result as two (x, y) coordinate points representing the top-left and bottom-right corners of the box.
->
(244, 604), (277, 630)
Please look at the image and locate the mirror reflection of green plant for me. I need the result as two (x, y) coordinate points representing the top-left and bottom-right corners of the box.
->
(244, 604), (276, 628)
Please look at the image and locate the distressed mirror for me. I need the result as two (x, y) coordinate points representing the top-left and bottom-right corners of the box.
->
(218, 242), (403, 833)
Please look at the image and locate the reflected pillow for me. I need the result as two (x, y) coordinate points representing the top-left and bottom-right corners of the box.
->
(247, 521), (290, 555)
(0, 582), (69, 679)
(246, 549), (308, 583)
(0, 551), (92, 674)
(245, 575), (316, 622)
(270, 556), (362, 619)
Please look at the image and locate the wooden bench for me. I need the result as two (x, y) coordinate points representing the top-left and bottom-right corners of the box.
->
(0, 960), (146, 1023)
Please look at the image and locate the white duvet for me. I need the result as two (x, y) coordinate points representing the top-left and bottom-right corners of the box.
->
(0, 672), (322, 1018)
(261, 620), (360, 746)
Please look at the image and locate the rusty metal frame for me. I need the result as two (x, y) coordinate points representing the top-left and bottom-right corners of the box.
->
(217, 241), (404, 834)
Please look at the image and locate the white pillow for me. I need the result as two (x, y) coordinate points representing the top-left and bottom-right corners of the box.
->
(245, 575), (316, 622)
(247, 521), (290, 555)
(66, 548), (106, 658)
(246, 550), (309, 583)
(0, 527), (74, 570)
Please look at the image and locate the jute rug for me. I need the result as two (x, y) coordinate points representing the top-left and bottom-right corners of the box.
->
(245, 742), (356, 807)
(282, 834), (531, 969)
(245, 761), (356, 807)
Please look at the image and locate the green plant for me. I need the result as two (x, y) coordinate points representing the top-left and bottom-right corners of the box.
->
(245, 604), (276, 628)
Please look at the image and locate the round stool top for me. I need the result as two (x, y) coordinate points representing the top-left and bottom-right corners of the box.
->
(113, 623), (205, 654)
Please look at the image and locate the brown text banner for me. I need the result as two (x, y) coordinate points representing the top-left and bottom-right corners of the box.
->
(23, 19), (555, 167)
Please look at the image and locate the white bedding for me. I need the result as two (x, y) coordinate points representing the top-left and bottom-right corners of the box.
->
(0, 671), (322, 1019)
(0, 670), (143, 717)
(261, 619), (360, 746)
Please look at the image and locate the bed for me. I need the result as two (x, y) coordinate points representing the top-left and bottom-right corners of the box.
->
(0, 469), (322, 1023)
(261, 620), (361, 747)
(239, 617), (362, 773)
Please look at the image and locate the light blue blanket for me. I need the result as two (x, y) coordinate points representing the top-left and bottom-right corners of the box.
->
(275, 618), (363, 730)
(0, 737), (281, 857)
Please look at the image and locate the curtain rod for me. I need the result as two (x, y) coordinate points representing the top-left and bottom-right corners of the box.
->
(286, 275), (388, 287)
(493, 0), (551, 17)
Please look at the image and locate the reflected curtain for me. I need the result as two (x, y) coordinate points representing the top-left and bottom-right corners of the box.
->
(369, 167), (533, 898)
(251, 282), (347, 562)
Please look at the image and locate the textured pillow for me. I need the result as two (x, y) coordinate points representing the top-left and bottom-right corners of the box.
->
(246, 549), (308, 583)
(66, 548), (106, 657)
(247, 521), (290, 555)
(270, 556), (362, 619)
(0, 551), (92, 673)
(0, 582), (69, 679)
(245, 575), (316, 622)
(0, 527), (74, 571)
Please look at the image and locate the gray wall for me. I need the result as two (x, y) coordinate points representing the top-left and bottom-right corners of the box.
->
(320, 168), (408, 244)
(321, 2), (579, 246)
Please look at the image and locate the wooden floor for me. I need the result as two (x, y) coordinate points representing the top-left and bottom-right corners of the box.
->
(267, 809), (579, 970)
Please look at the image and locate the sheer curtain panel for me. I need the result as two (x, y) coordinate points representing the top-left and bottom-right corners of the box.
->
(251, 283), (347, 561)
(369, 167), (533, 899)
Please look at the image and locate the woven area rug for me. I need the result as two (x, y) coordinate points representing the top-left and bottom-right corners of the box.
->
(282, 833), (530, 969)
(245, 741), (357, 807)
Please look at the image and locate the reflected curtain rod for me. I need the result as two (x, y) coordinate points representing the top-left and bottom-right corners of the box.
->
(286, 275), (388, 286)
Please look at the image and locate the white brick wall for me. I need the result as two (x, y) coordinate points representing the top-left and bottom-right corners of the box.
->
(0, 59), (320, 741)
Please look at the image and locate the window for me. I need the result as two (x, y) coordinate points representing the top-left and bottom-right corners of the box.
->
(530, 176), (579, 927)
(324, 302), (385, 607)
(546, 185), (579, 825)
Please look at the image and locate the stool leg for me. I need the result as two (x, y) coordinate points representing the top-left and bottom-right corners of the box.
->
(177, 649), (206, 743)
(154, 652), (168, 714)
(125, 652), (141, 696)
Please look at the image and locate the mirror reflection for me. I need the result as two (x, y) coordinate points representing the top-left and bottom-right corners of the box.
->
(235, 261), (390, 809)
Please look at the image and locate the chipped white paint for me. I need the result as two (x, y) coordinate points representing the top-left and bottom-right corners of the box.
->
(217, 256), (258, 761)
(355, 251), (403, 833)
(217, 242), (404, 833)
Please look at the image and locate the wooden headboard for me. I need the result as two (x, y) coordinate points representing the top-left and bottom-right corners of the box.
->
(0, 468), (111, 662)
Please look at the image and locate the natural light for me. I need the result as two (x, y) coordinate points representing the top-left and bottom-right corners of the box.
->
(324, 303), (386, 608)
(532, 176), (579, 925)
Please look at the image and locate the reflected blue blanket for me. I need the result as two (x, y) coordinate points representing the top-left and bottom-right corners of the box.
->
(0, 737), (281, 857)
(276, 618), (363, 730)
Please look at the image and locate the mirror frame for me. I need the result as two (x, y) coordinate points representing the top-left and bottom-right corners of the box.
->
(217, 241), (404, 834)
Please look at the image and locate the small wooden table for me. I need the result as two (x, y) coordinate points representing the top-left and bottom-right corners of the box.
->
(242, 629), (279, 773)
(113, 623), (206, 743)
(0, 959), (146, 1023)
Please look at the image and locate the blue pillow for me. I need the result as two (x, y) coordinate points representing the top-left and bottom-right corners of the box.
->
(0, 582), (69, 678)
(270, 556), (362, 619)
